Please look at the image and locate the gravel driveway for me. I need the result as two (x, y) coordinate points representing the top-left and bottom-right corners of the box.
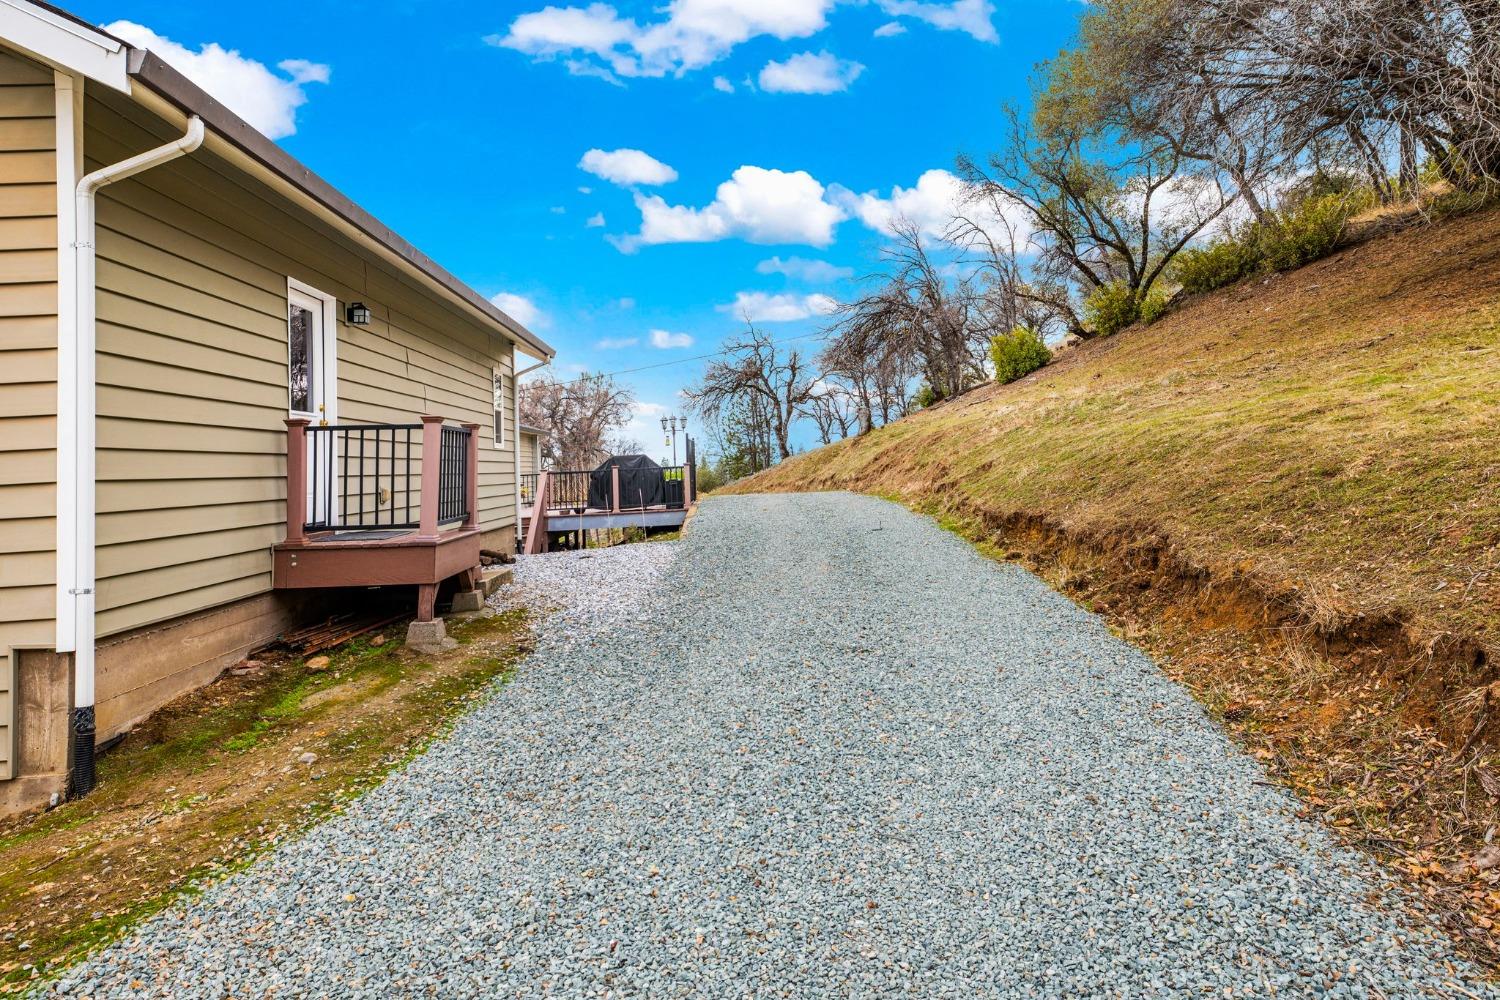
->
(47, 493), (1499, 997)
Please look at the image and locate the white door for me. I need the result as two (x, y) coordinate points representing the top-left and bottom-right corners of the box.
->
(288, 285), (336, 525)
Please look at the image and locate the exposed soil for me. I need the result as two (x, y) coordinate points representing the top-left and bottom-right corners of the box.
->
(926, 502), (1500, 968)
(0, 609), (532, 993)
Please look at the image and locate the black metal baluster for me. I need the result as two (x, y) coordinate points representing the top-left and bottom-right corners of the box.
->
(325, 430), (333, 528)
(372, 427), (378, 528)
(358, 428), (365, 526)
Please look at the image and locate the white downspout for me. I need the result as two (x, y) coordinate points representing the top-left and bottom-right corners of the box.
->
(513, 352), (548, 544)
(65, 116), (204, 795)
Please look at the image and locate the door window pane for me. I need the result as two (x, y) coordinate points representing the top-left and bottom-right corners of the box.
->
(289, 303), (313, 412)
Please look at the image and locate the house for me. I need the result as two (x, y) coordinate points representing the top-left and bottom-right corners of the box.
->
(520, 423), (543, 480)
(0, 2), (554, 816)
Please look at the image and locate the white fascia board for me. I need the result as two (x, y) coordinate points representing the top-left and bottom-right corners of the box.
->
(0, 0), (129, 92)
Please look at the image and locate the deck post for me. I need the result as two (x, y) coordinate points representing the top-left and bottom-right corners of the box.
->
(462, 422), (480, 531)
(611, 464), (620, 513)
(523, 471), (551, 555)
(416, 583), (438, 622)
(284, 418), (310, 544)
(418, 415), (444, 539)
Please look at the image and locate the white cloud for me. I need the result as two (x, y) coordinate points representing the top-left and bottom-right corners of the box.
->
(616, 297), (637, 310)
(579, 186), (594, 194)
(758, 50), (864, 95)
(551, 205), (568, 214)
(718, 291), (838, 322)
(562, 57), (627, 85)
(587, 212), (607, 227)
(712, 75), (735, 93)
(278, 59), (330, 84)
(877, 0), (998, 42)
(873, 21), (908, 37)
(650, 329), (694, 348)
(491, 0), (837, 80)
(103, 22), (329, 139)
(623, 399), (674, 445)
(831, 167), (1021, 244)
(579, 148), (679, 186)
(490, 292), (547, 329)
(491, 4), (637, 60)
(756, 256), (855, 282)
(596, 336), (639, 349)
(616, 165), (845, 251)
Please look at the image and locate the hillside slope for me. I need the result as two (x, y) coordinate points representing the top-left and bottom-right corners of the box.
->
(733, 208), (1500, 654)
(726, 207), (1500, 959)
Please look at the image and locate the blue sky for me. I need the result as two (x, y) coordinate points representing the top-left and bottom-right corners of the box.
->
(71, 0), (1082, 457)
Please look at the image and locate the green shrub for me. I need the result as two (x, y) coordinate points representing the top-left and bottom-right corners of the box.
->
(1172, 234), (1263, 294)
(1138, 286), (1171, 325)
(1279, 170), (1363, 210)
(1083, 281), (1171, 336)
(1426, 185), (1499, 221)
(1171, 187), (1371, 295)
(1083, 281), (1139, 337)
(694, 462), (725, 493)
(911, 383), (940, 409)
(989, 326), (1052, 384)
(1259, 192), (1358, 271)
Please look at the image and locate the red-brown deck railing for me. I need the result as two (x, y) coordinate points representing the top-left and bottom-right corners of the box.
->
(285, 415), (479, 543)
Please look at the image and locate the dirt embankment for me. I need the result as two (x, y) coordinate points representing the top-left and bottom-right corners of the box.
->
(726, 207), (1500, 962)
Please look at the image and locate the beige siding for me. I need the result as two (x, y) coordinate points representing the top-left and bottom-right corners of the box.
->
(520, 431), (539, 477)
(0, 50), (58, 781)
(86, 89), (518, 648)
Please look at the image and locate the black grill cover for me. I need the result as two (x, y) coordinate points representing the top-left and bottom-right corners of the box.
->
(588, 454), (665, 510)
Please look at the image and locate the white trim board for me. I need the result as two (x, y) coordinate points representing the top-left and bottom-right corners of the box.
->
(54, 70), (81, 653)
(285, 276), (339, 426)
(0, 0), (129, 92)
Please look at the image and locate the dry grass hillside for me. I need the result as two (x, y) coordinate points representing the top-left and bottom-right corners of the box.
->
(725, 207), (1500, 959)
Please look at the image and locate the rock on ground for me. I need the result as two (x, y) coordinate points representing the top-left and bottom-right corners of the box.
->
(43, 494), (1500, 998)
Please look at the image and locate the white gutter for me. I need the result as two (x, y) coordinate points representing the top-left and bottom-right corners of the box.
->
(514, 353), (549, 535)
(62, 115), (204, 795)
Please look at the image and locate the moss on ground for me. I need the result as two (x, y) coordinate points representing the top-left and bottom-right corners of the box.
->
(0, 609), (532, 993)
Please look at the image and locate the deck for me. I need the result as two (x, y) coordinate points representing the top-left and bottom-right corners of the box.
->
(520, 458), (696, 554)
(273, 416), (485, 621)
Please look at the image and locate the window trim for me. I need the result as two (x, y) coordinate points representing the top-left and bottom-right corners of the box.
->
(493, 367), (510, 449)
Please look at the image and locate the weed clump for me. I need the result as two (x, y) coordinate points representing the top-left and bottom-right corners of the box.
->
(989, 326), (1052, 384)
(1173, 180), (1375, 295)
(1084, 282), (1172, 337)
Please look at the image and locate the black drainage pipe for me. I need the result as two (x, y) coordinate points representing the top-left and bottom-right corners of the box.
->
(70, 705), (96, 797)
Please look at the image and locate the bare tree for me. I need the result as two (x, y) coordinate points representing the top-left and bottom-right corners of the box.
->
(817, 332), (918, 431)
(825, 220), (990, 402)
(958, 109), (1236, 336)
(685, 324), (815, 463)
(519, 372), (635, 469)
(801, 380), (859, 445)
(1041, 0), (1295, 224)
(1088, 0), (1500, 195)
(950, 206), (1071, 341)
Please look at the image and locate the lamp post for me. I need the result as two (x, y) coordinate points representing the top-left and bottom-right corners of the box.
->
(660, 415), (685, 465)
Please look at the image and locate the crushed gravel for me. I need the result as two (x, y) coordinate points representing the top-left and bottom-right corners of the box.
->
(43, 493), (1500, 997)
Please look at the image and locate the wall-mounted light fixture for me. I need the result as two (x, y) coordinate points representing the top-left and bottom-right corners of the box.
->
(346, 301), (372, 326)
